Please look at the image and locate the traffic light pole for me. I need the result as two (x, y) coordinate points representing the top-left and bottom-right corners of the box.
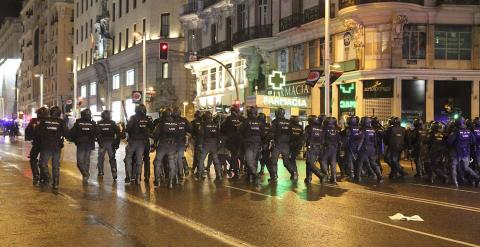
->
(142, 33), (147, 104)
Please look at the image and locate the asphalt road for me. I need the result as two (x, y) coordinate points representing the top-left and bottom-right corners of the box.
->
(1, 136), (479, 247)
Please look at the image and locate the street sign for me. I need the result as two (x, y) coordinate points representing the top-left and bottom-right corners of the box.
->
(132, 91), (143, 104)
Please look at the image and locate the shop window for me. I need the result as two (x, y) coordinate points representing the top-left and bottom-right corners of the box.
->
(210, 68), (217, 90)
(200, 70), (208, 92)
(402, 25), (426, 60)
(434, 25), (472, 60)
(434, 80), (471, 121)
(401, 80), (426, 124)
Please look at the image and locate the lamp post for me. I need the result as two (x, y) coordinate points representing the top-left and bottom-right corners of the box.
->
(34, 74), (44, 107)
(183, 101), (188, 117)
(324, 0), (331, 117)
(134, 32), (147, 104)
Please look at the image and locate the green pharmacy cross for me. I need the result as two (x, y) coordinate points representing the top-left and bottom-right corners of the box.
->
(340, 83), (355, 94)
(268, 71), (286, 90)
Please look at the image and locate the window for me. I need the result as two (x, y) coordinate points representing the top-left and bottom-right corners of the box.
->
(81, 26), (83, 41)
(235, 61), (245, 85)
(292, 0), (303, 14)
(225, 64), (233, 87)
(210, 68), (216, 90)
(133, 23), (137, 43)
(142, 18), (146, 34)
(112, 3), (116, 21)
(162, 63), (169, 79)
(434, 25), (472, 60)
(90, 105), (97, 114)
(85, 22), (88, 38)
(125, 99), (135, 118)
(113, 74), (120, 89)
(76, 29), (78, 44)
(81, 85), (87, 98)
(118, 32), (122, 52)
(126, 69), (134, 85)
(292, 44), (304, 71)
(160, 13), (170, 37)
(90, 82), (96, 96)
(126, 28), (129, 48)
(402, 25), (426, 60)
(133, 0), (137, 8)
(111, 101), (122, 122)
(309, 40), (318, 68)
(237, 4), (247, 31)
(86, 0), (88, 10)
(211, 24), (217, 45)
(126, 0), (129, 13)
(76, 2), (79, 17)
(320, 37), (333, 66)
(257, 0), (269, 25)
(119, 0), (122, 18)
(81, 0), (84, 13)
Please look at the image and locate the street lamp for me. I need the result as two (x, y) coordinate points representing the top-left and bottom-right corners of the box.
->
(34, 74), (44, 107)
(183, 101), (188, 117)
(134, 32), (147, 104)
(324, 0), (331, 116)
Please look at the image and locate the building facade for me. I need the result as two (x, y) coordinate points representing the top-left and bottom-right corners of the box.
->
(0, 17), (22, 119)
(18, 0), (74, 118)
(74, 0), (194, 122)
(182, 0), (480, 123)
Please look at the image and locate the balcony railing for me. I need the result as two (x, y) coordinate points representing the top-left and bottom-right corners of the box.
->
(303, 5), (324, 24)
(232, 24), (273, 45)
(196, 40), (233, 57)
(203, 0), (222, 9)
(279, 13), (304, 32)
(436, 0), (479, 4)
(182, 1), (198, 15)
(339, 0), (424, 9)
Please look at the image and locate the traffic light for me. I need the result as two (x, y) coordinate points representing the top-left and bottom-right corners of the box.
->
(234, 100), (240, 108)
(160, 42), (168, 60)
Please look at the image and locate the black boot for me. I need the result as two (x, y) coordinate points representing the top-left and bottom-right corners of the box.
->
(52, 176), (59, 190)
(304, 175), (312, 185)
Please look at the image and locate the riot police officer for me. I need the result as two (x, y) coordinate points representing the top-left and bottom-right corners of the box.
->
(198, 111), (223, 181)
(153, 108), (179, 188)
(471, 118), (480, 181)
(191, 111), (203, 175)
(426, 121), (449, 184)
(321, 117), (341, 184)
(357, 117), (383, 183)
(173, 106), (191, 180)
(447, 117), (480, 187)
(290, 116), (304, 178)
(409, 119), (429, 178)
(97, 110), (121, 180)
(343, 116), (361, 180)
(25, 107), (49, 185)
(258, 113), (271, 176)
(384, 117), (408, 179)
(69, 109), (97, 185)
(270, 108), (295, 182)
(304, 115), (327, 184)
(125, 104), (153, 185)
(37, 106), (67, 190)
(221, 106), (243, 179)
(240, 106), (265, 184)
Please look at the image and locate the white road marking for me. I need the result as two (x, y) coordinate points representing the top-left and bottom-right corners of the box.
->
(411, 183), (480, 194)
(1, 150), (255, 247)
(351, 215), (480, 247)
(319, 183), (480, 214)
(224, 185), (282, 199)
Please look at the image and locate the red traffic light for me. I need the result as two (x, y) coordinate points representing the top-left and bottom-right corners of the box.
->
(160, 42), (168, 60)
(234, 100), (240, 106)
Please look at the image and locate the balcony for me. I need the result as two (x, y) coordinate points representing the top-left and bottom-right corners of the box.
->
(436, 0), (479, 4)
(203, 0), (222, 9)
(182, 1), (198, 15)
(232, 24), (273, 46)
(303, 5), (324, 24)
(196, 40), (233, 57)
(279, 13), (304, 32)
(339, 0), (424, 9)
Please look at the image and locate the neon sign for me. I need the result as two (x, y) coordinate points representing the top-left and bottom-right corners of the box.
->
(268, 71), (286, 90)
(339, 83), (356, 109)
(263, 96), (308, 108)
(340, 101), (356, 109)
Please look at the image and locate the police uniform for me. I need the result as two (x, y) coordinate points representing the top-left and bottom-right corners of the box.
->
(241, 109), (265, 183)
(198, 115), (223, 181)
(321, 118), (340, 183)
(270, 115), (294, 181)
(289, 119), (304, 178)
(221, 110), (243, 178)
(153, 114), (178, 188)
(70, 114), (97, 184)
(25, 114), (46, 185)
(304, 119), (327, 184)
(125, 109), (153, 184)
(97, 114), (120, 179)
(175, 114), (192, 180)
(356, 117), (383, 183)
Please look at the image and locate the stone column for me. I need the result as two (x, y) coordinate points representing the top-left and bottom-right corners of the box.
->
(393, 77), (402, 117)
(311, 84), (321, 115)
(472, 80), (479, 118)
(356, 80), (364, 117)
(332, 84), (338, 118)
(426, 79), (434, 122)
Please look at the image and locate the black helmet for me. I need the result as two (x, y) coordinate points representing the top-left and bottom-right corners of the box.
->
(230, 105), (240, 116)
(101, 110), (112, 121)
(36, 107), (49, 119)
(372, 117), (381, 128)
(194, 110), (201, 119)
(49, 106), (61, 118)
(360, 116), (372, 128)
(290, 116), (300, 125)
(81, 108), (92, 120)
(318, 114), (327, 126)
(413, 118), (424, 129)
(246, 106), (258, 118)
(258, 112), (267, 123)
(135, 104), (147, 115)
(466, 119), (472, 129)
(391, 117), (401, 126)
(275, 108), (285, 119)
(347, 116), (359, 127)
(455, 117), (466, 129)
(473, 117), (480, 127)
(172, 106), (181, 118)
(203, 111), (213, 121)
(162, 108), (173, 119)
(307, 115), (317, 126)
(430, 121), (443, 132)
(324, 117), (337, 128)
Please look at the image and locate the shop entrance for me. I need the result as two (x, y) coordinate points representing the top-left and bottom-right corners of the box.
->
(434, 80), (471, 122)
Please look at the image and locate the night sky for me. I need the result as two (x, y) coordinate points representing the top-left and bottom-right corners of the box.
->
(0, 0), (22, 24)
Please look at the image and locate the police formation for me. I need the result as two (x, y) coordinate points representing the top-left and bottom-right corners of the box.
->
(25, 104), (480, 190)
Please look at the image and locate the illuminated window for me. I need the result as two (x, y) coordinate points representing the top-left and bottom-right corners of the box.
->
(162, 63), (169, 79)
(126, 69), (134, 85)
(80, 85), (87, 98)
(90, 82), (96, 95)
(113, 74), (120, 89)
(210, 68), (216, 90)
(125, 99), (135, 118)
(111, 101), (121, 122)
(403, 25), (426, 60)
